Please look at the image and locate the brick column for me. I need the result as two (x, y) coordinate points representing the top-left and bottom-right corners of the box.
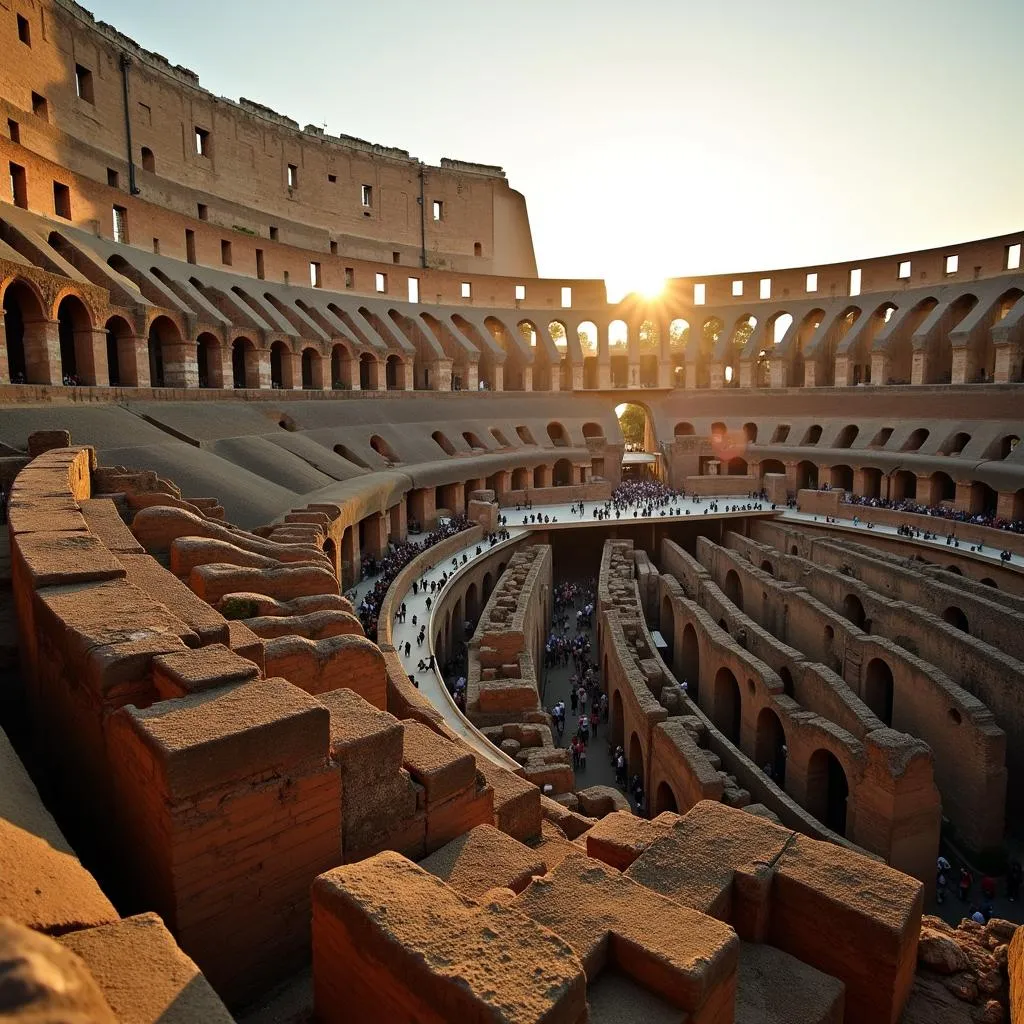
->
(871, 352), (890, 386)
(73, 328), (109, 386)
(23, 319), (62, 385)
(739, 360), (754, 389)
(361, 512), (388, 561)
(911, 350), (927, 386)
(833, 355), (851, 388)
(709, 361), (725, 389)
(388, 503), (407, 543)
(409, 488), (436, 531)
(993, 343), (1021, 384)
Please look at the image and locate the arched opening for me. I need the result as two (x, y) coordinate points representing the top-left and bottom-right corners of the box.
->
(940, 431), (971, 456)
(795, 460), (818, 490)
(301, 347), (322, 389)
(140, 146), (155, 172)
(628, 732), (644, 807)
(2, 280), (46, 383)
(654, 781), (678, 815)
(482, 571), (495, 602)
(902, 428), (929, 452)
(385, 354), (403, 390)
(608, 319), (629, 388)
(806, 749), (849, 836)
(553, 458), (572, 487)
(755, 707), (787, 784)
(892, 470), (917, 501)
(578, 321), (599, 389)
(802, 424), (823, 446)
(942, 606), (969, 633)
(432, 431), (456, 456)
(743, 422), (758, 443)
(969, 481), (997, 517)
(104, 315), (131, 387)
(931, 472), (956, 502)
(723, 569), (743, 611)
(725, 457), (748, 476)
(830, 465), (854, 491)
(713, 666), (741, 744)
(511, 467), (530, 490)
(681, 624), (700, 697)
(270, 340), (290, 389)
(232, 337), (259, 389)
(779, 666), (794, 698)
(864, 658), (894, 725)
(980, 578), (998, 589)
(612, 689), (624, 748)
(546, 422), (569, 447)
(834, 425), (859, 449)
(359, 352), (378, 390)
(57, 294), (94, 384)
(466, 582), (480, 625)
(582, 422), (605, 441)
(322, 538), (337, 579)
(842, 593), (866, 630)
(147, 315), (181, 388)
(674, 422), (695, 438)
(196, 332), (219, 389)
(331, 343), (353, 389)
(858, 467), (882, 499)
(616, 403), (658, 477)
(369, 435), (398, 464)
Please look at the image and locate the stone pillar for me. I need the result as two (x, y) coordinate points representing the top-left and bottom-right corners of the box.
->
(770, 362), (788, 389)
(739, 360), (754, 389)
(953, 481), (974, 513)
(785, 461), (798, 494)
(388, 503), (407, 543)
(951, 347), (970, 385)
(163, 342), (198, 389)
(709, 361), (725, 389)
(76, 329), (109, 386)
(597, 361), (611, 389)
(993, 343), (1022, 384)
(257, 350), (273, 389)
(833, 356), (851, 388)
(23, 319), (62, 385)
(685, 363), (699, 390)
(410, 488), (436, 531)
(911, 350), (927, 386)
(465, 362), (479, 391)
(490, 470), (511, 501)
(521, 366), (533, 392)
(804, 362), (819, 388)
(917, 474), (940, 506)
(657, 359), (673, 388)
(997, 491), (1022, 521)
(116, 334), (150, 388)
(852, 468), (869, 499)
(361, 512), (388, 561)
(871, 351), (890, 386)
(491, 364), (503, 392)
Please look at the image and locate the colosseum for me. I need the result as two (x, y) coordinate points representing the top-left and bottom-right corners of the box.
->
(2, 2), (1024, 1022)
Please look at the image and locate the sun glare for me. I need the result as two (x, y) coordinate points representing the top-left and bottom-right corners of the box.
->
(605, 272), (667, 304)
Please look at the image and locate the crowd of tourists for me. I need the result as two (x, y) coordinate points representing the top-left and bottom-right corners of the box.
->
(847, 494), (1024, 535)
(353, 513), (473, 641)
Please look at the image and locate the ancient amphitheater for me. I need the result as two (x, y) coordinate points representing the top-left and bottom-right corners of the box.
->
(2, 2), (1024, 1022)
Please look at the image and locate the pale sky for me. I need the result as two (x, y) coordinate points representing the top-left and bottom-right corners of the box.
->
(85, 0), (1023, 300)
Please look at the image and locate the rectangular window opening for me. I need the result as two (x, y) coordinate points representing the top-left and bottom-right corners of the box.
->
(375, 272), (387, 293)
(515, 284), (526, 301)
(152, 238), (160, 254)
(185, 228), (196, 264)
(31, 92), (47, 120)
(329, 240), (338, 256)
(106, 167), (119, 188)
(9, 162), (28, 209)
(1007, 243), (1022, 271)
(195, 126), (210, 157)
(112, 205), (128, 244)
(897, 260), (911, 280)
(17, 14), (30, 45)
(473, 242), (482, 257)
(256, 249), (265, 280)
(361, 184), (373, 207)
(759, 278), (771, 300)
(848, 268), (862, 296)
(344, 267), (354, 288)
(694, 283), (706, 305)
(310, 261), (321, 288)
(269, 225), (279, 241)
(52, 181), (71, 219)
(461, 281), (472, 299)
(805, 272), (818, 293)
(220, 239), (232, 266)
(197, 202), (208, 221)
(432, 200), (443, 222)
(328, 173), (337, 183)
(945, 254), (959, 275)
(8, 119), (20, 144)
(408, 277), (420, 303)
(75, 65), (94, 104)
(392, 251), (400, 264)
(731, 280), (743, 297)
(287, 164), (298, 188)
(561, 286), (572, 308)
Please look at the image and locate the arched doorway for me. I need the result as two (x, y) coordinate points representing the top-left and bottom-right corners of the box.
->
(806, 749), (848, 836)
(301, 347), (322, 390)
(359, 352), (378, 390)
(713, 667), (741, 744)
(196, 332), (220, 389)
(654, 781), (678, 815)
(232, 337), (258, 389)
(386, 354), (403, 390)
(724, 570), (743, 611)
(466, 582), (480, 626)
(57, 294), (92, 384)
(553, 459), (572, 487)
(615, 402), (659, 479)
(681, 624), (700, 697)
(942, 606), (969, 633)
(270, 340), (291, 389)
(104, 315), (132, 387)
(331, 343), (353, 389)
(2, 280), (44, 383)
(864, 658), (894, 726)
(755, 707), (787, 784)
(147, 316), (182, 388)
(842, 593), (866, 630)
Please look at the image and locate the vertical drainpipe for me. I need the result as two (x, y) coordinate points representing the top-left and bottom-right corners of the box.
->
(119, 53), (140, 195)
(419, 164), (427, 270)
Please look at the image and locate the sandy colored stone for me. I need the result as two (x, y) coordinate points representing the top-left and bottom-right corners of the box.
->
(419, 824), (546, 898)
(59, 913), (234, 1023)
(14, 530), (126, 587)
(584, 809), (677, 872)
(735, 941), (844, 1024)
(312, 851), (587, 1024)
(920, 928), (968, 974)
(402, 720), (477, 803)
(152, 644), (262, 699)
(80, 498), (146, 553)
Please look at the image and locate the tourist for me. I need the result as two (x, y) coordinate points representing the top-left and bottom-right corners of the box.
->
(589, 707), (599, 739)
(959, 867), (973, 902)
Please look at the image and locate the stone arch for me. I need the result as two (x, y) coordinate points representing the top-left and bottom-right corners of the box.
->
(104, 314), (133, 387)
(755, 707), (787, 783)
(578, 320), (599, 389)
(385, 353), (405, 390)
(842, 593), (866, 630)
(432, 431), (456, 456)
(864, 657), (894, 725)
(369, 435), (398, 463)
(892, 470), (917, 500)
(680, 623), (700, 697)
(582, 422), (605, 441)
(148, 315), (182, 388)
(806, 748), (849, 836)
(931, 471), (956, 502)
(553, 458), (573, 487)
(196, 332), (221, 389)
(232, 336), (260, 389)
(723, 570), (743, 611)
(547, 422), (570, 447)
(611, 689), (624, 748)
(269, 340), (293, 389)
(301, 346), (323, 390)
(359, 352), (380, 390)
(2, 278), (46, 383)
(726, 457), (748, 476)
(830, 465), (854, 491)
(466, 582), (480, 624)
(779, 666), (794, 698)
(654, 781), (678, 815)
(743, 422), (758, 443)
(795, 460), (817, 490)
(674, 422), (695, 437)
(942, 606), (969, 633)
(834, 424), (859, 449)
(331, 342), (354, 389)
(511, 467), (530, 490)
(713, 666), (741, 744)
(56, 293), (94, 384)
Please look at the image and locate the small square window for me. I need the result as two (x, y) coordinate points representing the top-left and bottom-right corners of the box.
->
(345, 267), (354, 288)
(17, 14), (30, 45)
(693, 283), (706, 305)
(269, 225), (279, 241)
(52, 181), (71, 219)
(7, 119), (20, 144)
(945, 254), (959, 275)
(310, 261), (321, 288)
(329, 240), (338, 256)
(75, 65), (94, 104)
(461, 281), (472, 299)
(515, 284), (526, 301)
(759, 278), (771, 300)
(197, 203), (208, 221)
(897, 260), (911, 279)
(392, 251), (400, 264)
(112, 205), (128, 243)
(31, 92), (47, 120)
(185, 229), (196, 264)
(561, 286), (572, 308)
(195, 126), (210, 157)
(152, 238), (160, 254)
(9, 162), (28, 209)
(375, 272), (387, 293)
(361, 184), (373, 207)
(731, 280), (743, 297)
(256, 249), (265, 279)
(432, 200), (443, 222)
(287, 163), (298, 188)
(474, 242), (482, 257)
(328, 173), (337, 183)
(805, 272), (818, 293)
(106, 167), (119, 188)
(848, 268), (861, 296)
(408, 277), (420, 303)
(221, 239), (232, 266)
(1007, 243), (1022, 271)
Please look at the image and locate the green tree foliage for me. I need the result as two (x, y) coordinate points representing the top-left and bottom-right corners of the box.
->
(617, 404), (647, 445)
